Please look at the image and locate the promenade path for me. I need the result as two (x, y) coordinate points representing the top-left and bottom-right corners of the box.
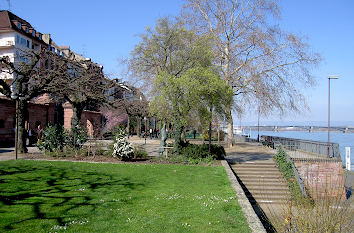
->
(0, 136), (168, 161)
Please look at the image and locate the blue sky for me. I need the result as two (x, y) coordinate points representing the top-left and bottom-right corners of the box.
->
(1, 0), (353, 124)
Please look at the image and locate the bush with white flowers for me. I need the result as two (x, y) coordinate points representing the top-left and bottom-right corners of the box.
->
(112, 128), (134, 160)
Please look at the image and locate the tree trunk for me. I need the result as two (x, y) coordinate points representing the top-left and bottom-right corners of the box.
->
(181, 129), (186, 143)
(126, 115), (130, 138)
(201, 128), (204, 143)
(224, 45), (234, 148)
(208, 120), (212, 154)
(137, 117), (141, 138)
(71, 104), (84, 129)
(17, 98), (28, 153)
(226, 108), (233, 148)
(174, 122), (184, 151)
(217, 122), (220, 145)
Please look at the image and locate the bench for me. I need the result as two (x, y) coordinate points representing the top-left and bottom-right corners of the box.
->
(159, 146), (173, 158)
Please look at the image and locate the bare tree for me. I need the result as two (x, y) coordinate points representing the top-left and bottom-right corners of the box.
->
(48, 55), (109, 129)
(183, 0), (321, 147)
(0, 49), (66, 152)
(107, 85), (149, 137)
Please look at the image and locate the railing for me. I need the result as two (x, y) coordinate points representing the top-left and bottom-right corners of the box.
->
(261, 135), (341, 159)
(0, 40), (14, 46)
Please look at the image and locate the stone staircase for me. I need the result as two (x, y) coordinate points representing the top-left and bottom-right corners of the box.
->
(230, 161), (291, 205)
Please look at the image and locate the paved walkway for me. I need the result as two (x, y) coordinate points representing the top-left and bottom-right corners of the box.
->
(0, 136), (167, 161)
(0, 146), (41, 161)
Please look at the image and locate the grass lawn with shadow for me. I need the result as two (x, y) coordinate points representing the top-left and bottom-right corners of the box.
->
(0, 160), (250, 233)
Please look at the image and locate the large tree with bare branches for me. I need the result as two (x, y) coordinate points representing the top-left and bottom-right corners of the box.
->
(51, 57), (108, 129)
(0, 49), (67, 152)
(182, 0), (321, 146)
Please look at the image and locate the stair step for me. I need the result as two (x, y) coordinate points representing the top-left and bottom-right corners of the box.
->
(237, 174), (283, 179)
(244, 184), (289, 190)
(235, 171), (281, 176)
(245, 190), (290, 195)
(241, 180), (287, 185)
(232, 162), (275, 165)
(244, 186), (290, 192)
(232, 167), (279, 172)
(232, 164), (278, 169)
(250, 199), (288, 204)
(250, 193), (290, 199)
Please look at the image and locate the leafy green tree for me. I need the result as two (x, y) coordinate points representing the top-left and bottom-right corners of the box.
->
(150, 71), (201, 149)
(190, 67), (233, 152)
(128, 17), (213, 90)
(128, 17), (215, 148)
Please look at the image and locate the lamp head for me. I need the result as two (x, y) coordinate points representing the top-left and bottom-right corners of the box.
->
(328, 75), (339, 79)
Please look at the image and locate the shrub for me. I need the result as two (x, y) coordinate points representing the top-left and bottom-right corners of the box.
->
(112, 128), (134, 160)
(179, 142), (225, 160)
(37, 124), (66, 153)
(133, 146), (148, 159)
(66, 125), (88, 149)
(273, 146), (309, 203)
(202, 130), (225, 141)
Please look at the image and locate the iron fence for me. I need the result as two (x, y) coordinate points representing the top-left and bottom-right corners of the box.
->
(261, 135), (341, 159)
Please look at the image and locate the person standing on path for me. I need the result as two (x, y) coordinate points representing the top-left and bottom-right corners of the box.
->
(149, 128), (153, 139)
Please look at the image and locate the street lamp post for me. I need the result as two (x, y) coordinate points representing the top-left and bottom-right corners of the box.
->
(327, 75), (339, 158)
(257, 106), (260, 142)
(15, 99), (19, 160)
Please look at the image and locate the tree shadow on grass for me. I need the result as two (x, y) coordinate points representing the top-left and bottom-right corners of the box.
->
(0, 162), (144, 231)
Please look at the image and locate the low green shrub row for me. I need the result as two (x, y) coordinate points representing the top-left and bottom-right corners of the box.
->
(37, 124), (88, 154)
(165, 142), (225, 165)
(273, 146), (307, 203)
(38, 124), (147, 160)
(180, 142), (225, 160)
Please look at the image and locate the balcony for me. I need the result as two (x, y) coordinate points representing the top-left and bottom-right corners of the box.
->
(0, 40), (15, 48)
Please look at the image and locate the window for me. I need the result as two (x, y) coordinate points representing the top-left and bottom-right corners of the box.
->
(26, 40), (30, 48)
(32, 30), (36, 37)
(17, 22), (21, 29)
(15, 35), (20, 44)
(38, 34), (42, 40)
(20, 37), (26, 46)
(25, 27), (29, 33)
(0, 119), (4, 128)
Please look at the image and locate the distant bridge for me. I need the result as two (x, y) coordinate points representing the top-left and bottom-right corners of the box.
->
(240, 125), (354, 133)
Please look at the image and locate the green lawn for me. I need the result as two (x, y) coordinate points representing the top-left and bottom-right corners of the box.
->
(0, 160), (250, 233)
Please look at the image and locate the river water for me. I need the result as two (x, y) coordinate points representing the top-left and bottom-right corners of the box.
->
(245, 130), (353, 168)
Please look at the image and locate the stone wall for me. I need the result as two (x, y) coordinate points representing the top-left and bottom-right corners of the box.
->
(294, 159), (346, 200)
(63, 103), (102, 138)
(0, 98), (56, 146)
(0, 98), (102, 146)
(0, 98), (16, 146)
